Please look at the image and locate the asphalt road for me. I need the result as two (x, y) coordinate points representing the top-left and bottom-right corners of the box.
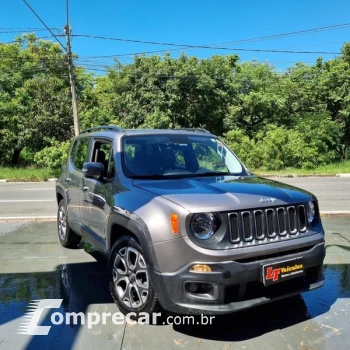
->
(0, 182), (56, 220)
(0, 177), (349, 220)
(0, 217), (349, 349)
(274, 177), (350, 213)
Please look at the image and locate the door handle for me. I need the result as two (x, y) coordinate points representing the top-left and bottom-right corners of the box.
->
(64, 177), (71, 183)
(80, 185), (89, 192)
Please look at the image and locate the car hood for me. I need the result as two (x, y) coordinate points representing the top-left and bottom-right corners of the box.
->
(133, 175), (314, 212)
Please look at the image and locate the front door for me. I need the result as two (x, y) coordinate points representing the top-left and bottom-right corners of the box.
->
(80, 138), (115, 247)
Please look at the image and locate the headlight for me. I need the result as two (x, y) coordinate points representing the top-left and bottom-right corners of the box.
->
(307, 201), (316, 224)
(190, 213), (217, 240)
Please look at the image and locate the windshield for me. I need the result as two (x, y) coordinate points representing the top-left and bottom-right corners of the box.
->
(122, 134), (246, 179)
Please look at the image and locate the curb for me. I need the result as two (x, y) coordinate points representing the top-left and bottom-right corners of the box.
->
(321, 211), (350, 216)
(0, 178), (57, 183)
(260, 174), (349, 178)
(0, 216), (57, 222)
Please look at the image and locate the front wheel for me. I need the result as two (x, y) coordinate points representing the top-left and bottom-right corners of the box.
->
(108, 236), (159, 318)
(57, 199), (81, 248)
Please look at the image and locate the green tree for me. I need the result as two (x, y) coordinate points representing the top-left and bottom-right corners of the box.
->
(224, 61), (286, 136)
(84, 53), (239, 135)
(0, 34), (73, 165)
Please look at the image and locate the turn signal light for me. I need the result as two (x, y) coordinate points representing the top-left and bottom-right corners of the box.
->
(189, 264), (212, 273)
(170, 213), (179, 234)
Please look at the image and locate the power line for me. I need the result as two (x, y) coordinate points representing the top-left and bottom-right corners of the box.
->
(193, 22), (350, 48)
(76, 46), (340, 60)
(70, 21), (350, 56)
(72, 33), (340, 53)
(0, 28), (59, 34)
(0, 35), (62, 45)
(71, 37), (341, 58)
(21, 0), (66, 51)
(71, 22), (350, 58)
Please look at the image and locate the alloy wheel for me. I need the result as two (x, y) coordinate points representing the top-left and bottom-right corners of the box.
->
(58, 206), (67, 240)
(112, 247), (149, 309)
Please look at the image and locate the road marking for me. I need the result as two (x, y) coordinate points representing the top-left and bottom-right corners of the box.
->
(24, 188), (54, 191)
(0, 200), (55, 203)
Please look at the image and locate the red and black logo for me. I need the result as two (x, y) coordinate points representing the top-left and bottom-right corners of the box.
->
(263, 258), (304, 286)
(265, 267), (281, 282)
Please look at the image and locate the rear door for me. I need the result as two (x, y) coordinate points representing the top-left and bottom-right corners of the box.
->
(66, 137), (91, 233)
(80, 137), (115, 250)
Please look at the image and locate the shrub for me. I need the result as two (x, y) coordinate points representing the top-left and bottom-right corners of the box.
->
(223, 129), (255, 167)
(252, 125), (318, 170)
(34, 140), (71, 170)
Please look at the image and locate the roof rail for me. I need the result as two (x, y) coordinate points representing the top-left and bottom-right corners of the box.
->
(80, 125), (124, 134)
(175, 128), (212, 134)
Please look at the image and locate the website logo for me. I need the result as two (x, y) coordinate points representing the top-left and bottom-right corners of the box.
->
(17, 299), (63, 335)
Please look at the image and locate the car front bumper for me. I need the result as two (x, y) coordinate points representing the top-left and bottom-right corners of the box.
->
(149, 241), (325, 315)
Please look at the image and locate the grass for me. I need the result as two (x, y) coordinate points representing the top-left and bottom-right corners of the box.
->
(1, 161), (350, 181)
(254, 160), (350, 177)
(0, 167), (58, 182)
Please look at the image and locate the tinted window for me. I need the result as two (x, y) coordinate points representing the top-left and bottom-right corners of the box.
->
(71, 138), (90, 170)
(91, 139), (115, 180)
(122, 134), (244, 178)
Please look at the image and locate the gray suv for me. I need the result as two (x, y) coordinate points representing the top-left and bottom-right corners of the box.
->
(56, 126), (325, 317)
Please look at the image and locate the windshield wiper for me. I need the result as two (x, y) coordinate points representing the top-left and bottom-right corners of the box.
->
(129, 174), (166, 180)
(196, 171), (231, 176)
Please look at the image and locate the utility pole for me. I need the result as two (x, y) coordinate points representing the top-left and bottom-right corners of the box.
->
(64, 24), (80, 136)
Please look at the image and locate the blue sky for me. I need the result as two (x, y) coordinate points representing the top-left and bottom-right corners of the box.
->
(2, 0), (350, 72)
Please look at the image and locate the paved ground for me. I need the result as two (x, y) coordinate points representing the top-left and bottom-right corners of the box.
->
(0, 218), (349, 349)
(273, 177), (350, 213)
(0, 177), (349, 220)
(0, 182), (56, 219)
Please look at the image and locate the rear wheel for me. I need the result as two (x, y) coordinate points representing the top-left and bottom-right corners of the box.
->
(57, 199), (81, 248)
(109, 236), (159, 318)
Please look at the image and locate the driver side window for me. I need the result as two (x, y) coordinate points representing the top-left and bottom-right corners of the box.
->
(91, 139), (115, 180)
(71, 137), (90, 171)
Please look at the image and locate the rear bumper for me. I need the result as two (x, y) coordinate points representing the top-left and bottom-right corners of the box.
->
(150, 241), (325, 315)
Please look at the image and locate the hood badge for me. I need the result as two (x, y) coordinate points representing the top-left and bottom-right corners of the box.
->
(260, 197), (276, 204)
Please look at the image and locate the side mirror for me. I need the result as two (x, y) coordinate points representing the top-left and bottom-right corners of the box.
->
(83, 162), (104, 180)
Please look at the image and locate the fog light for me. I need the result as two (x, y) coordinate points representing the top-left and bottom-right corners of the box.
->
(188, 282), (199, 293)
(184, 282), (219, 300)
(189, 264), (212, 273)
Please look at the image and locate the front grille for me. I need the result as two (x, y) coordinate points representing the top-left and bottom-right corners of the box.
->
(230, 213), (240, 242)
(229, 204), (307, 245)
(266, 209), (276, 238)
(288, 206), (297, 234)
(242, 212), (253, 241)
(254, 210), (265, 239)
(277, 207), (287, 236)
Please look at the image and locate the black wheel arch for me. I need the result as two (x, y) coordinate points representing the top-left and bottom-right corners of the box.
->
(107, 211), (158, 270)
(56, 186), (65, 205)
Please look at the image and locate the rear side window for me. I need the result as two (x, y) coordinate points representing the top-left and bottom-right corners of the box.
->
(71, 138), (90, 170)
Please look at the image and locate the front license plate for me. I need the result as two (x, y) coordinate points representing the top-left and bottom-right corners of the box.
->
(262, 257), (305, 286)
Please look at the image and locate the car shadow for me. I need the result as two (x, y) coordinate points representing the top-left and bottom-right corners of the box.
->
(0, 247), (349, 347)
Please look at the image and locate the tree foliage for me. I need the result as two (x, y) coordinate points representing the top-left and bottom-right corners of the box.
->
(1, 35), (350, 170)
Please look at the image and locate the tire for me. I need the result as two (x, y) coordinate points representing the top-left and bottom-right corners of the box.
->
(57, 199), (81, 248)
(109, 236), (159, 318)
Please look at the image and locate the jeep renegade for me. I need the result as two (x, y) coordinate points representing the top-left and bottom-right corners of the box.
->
(56, 126), (325, 317)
